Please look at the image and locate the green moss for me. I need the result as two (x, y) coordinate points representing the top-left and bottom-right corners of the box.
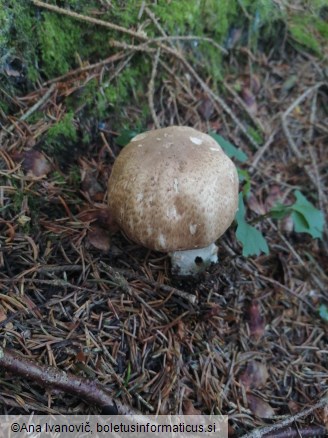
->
(1, 0), (326, 142)
(43, 111), (78, 155)
(289, 16), (322, 55)
(67, 164), (81, 188)
(38, 13), (82, 77)
(0, 0), (40, 83)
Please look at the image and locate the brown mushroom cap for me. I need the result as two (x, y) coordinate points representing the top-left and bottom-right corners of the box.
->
(108, 126), (239, 252)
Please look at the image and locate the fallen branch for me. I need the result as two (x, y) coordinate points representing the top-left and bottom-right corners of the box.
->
(241, 396), (328, 438)
(0, 347), (140, 414)
(263, 425), (327, 438)
(43, 52), (127, 86)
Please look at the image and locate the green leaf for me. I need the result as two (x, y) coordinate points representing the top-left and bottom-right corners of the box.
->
(291, 190), (324, 239)
(319, 304), (328, 322)
(209, 132), (248, 162)
(270, 202), (292, 220)
(235, 194), (269, 257)
(116, 129), (140, 147)
(237, 169), (251, 196)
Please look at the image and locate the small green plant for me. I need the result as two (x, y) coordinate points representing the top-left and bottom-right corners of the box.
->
(319, 304), (328, 323)
(211, 134), (325, 257)
(236, 193), (270, 256)
(210, 132), (248, 162)
(270, 190), (325, 239)
(116, 128), (141, 147)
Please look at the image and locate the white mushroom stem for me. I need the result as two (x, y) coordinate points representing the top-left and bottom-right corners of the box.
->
(169, 243), (218, 276)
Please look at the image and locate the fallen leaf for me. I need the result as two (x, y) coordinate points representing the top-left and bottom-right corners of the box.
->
(198, 94), (214, 120)
(1, 220), (15, 242)
(249, 75), (261, 94)
(239, 360), (269, 390)
(176, 320), (186, 341)
(241, 87), (257, 115)
(88, 226), (110, 252)
(246, 300), (265, 340)
(200, 303), (221, 319)
(323, 404), (328, 429)
(78, 208), (118, 234)
(183, 399), (202, 415)
(79, 158), (106, 201)
(288, 400), (299, 414)
(265, 185), (286, 211)
(81, 171), (104, 200)
(247, 394), (275, 418)
(247, 193), (266, 215)
(0, 307), (7, 323)
(75, 350), (87, 364)
(22, 150), (51, 177)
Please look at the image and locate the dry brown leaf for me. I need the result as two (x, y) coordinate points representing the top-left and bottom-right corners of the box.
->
(241, 87), (257, 115)
(0, 307), (7, 323)
(22, 150), (51, 177)
(198, 95), (215, 120)
(239, 360), (269, 390)
(0, 220), (16, 242)
(323, 405), (328, 429)
(247, 393), (275, 418)
(75, 350), (87, 364)
(78, 208), (118, 234)
(81, 172), (104, 200)
(183, 399), (202, 415)
(247, 193), (266, 215)
(246, 300), (265, 340)
(88, 226), (111, 252)
(288, 400), (300, 414)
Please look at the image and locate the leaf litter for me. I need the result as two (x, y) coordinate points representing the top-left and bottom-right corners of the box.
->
(0, 2), (327, 437)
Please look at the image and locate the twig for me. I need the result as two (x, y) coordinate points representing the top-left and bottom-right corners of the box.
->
(100, 132), (116, 159)
(120, 268), (198, 305)
(241, 396), (328, 438)
(263, 425), (327, 438)
(43, 52), (127, 85)
(110, 40), (156, 54)
(152, 36), (228, 54)
(1, 85), (56, 139)
(100, 265), (167, 320)
(281, 82), (325, 159)
(250, 128), (278, 172)
(148, 49), (161, 128)
(158, 59), (195, 100)
(224, 80), (266, 134)
(145, 6), (171, 41)
(20, 84), (56, 122)
(99, 263), (198, 305)
(0, 346), (140, 414)
(32, 0), (148, 41)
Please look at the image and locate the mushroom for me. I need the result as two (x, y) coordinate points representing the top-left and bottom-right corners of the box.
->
(107, 126), (239, 276)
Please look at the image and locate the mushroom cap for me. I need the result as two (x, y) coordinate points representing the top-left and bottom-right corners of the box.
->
(108, 126), (239, 252)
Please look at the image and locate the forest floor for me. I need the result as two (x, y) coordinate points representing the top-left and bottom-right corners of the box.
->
(0, 2), (327, 437)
